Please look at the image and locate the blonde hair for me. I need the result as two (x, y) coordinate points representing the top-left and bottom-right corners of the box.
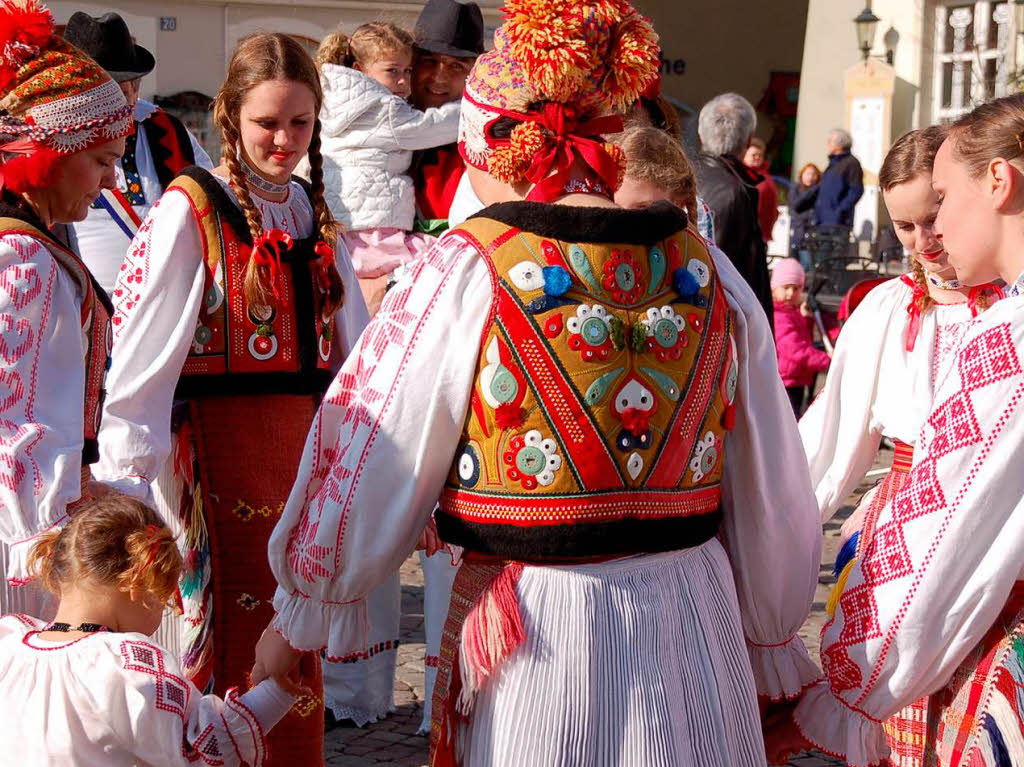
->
(315, 30), (349, 69)
(336, 22), (413, 69)
(614, 126), (698, 218)
(948, 93), (1024, 178)
(28, 495), (181, 607)
(212, 33), (344, 314)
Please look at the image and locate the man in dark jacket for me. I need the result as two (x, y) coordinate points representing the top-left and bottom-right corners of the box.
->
(695, 92), (774, 329)
(814, 128), (864, 228)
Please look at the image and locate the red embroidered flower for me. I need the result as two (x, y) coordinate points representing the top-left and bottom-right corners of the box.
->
(643, 306), (688, 361)
(566, 304), (614, 361)
(602, 249), (645, 304)
(503, 430), (562, 489)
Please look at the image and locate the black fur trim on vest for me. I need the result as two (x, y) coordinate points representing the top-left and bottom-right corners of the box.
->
(470, 200), (688, 246)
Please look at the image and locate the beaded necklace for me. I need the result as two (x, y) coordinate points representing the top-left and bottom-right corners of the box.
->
(242, 159), (290, 198)
(44, 622), (109, 633)
(925, 272), (964, 291)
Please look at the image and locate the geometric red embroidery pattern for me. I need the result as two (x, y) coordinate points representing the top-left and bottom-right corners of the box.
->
(186, 723), (224, 765)
(120, 639), (191, 721)
(827, 322), (1023, 698)
(111, 198), (160, 338)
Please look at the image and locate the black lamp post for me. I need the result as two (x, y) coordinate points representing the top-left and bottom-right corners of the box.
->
(854, 6), (881, 62)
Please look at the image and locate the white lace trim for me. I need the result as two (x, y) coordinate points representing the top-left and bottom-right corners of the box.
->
(459, 88), (500, 170)
(26, 80), (132, 153)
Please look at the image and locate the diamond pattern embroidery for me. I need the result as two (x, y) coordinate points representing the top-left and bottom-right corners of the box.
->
(120, 640), (190, 720)
(891, 458), (946, 523)
(822, 643), (863, 694)
(837, 583), (882, 645)
(927, 390), (982, 460)
(959, 323), (1021, 392)
(862, 521), (913, 586)
(187, 723), (224, 765)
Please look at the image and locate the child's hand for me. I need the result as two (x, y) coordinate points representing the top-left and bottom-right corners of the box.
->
(415, 517), (444, 557)
(251, 619), (302, 688)
(800, 301), (813, 317)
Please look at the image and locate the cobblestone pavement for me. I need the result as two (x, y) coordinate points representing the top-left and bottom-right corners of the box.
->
(323, 453), (889, 766)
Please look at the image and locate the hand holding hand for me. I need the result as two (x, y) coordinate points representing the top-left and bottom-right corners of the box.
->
(250, 618), (302, 688)
(839, 482), (880, 545)
(415, 516), (445, 557)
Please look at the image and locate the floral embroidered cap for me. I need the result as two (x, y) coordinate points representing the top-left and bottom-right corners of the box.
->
(0, 0), (133, 192)
(459, 0), (660, 201)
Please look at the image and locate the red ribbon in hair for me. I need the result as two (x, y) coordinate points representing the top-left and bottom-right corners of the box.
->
(313, 240), (335, 295)
(251, 229), (293, 301)
(900, 274), (927, 352)
(140, 524), (162, 574)
(520, 104), (624, 203)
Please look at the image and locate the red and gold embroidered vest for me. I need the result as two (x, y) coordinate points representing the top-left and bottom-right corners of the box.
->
(0, 212), (111, 466)
(435, 205), (738, 561)
(165, 168), (333, 398)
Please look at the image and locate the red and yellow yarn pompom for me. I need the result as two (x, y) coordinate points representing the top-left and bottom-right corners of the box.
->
(500, 0), (591, 104)
(602, 8), (661, 110)
(487, 121), (547, 184)
(0, 0), (54, 93)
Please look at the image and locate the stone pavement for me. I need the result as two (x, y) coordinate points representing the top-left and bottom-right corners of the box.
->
(323, 451), (891, 766)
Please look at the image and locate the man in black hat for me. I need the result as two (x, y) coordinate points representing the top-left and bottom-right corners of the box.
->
(410, 0), (485, 232)
(63, 11), (212, 294)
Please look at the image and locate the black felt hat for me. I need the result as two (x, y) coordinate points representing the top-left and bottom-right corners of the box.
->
(63, 12), (156, 82)
(414, 0), (485, 59)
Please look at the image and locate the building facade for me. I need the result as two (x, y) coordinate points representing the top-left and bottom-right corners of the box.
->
(49, 0), (810, 164)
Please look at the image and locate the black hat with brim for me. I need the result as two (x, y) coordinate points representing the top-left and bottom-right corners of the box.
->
(63, 11), (156, 82)
(414, 0), (485, 60)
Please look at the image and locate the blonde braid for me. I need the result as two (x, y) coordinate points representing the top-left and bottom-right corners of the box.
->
(219, 124), (278, 310)
(307, 119), (345, 314)
(910, 258), (935, 315)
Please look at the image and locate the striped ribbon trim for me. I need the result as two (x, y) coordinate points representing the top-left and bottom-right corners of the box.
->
(97, 187), (143, 239)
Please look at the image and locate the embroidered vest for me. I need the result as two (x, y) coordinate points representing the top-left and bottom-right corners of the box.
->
(165, 167), (333, 398)
(143, 108), (198, 192)
(435, 206), (739, 561)
(0, 211), (111, 465)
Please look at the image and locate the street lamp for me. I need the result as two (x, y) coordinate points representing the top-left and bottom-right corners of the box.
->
(854, 6), (881, 61)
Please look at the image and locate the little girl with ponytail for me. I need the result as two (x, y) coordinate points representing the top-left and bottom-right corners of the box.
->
(0, 495), (301, 765)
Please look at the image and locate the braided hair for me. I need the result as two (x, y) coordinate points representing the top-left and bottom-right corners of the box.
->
(212, 33), (344, 313)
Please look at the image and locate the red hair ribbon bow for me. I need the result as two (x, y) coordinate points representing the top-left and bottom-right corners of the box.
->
(140, 524), (163, 574)
(521, 103), (624, 203)
(251, 229), (293, 301)
(900, 274), (927, 352)
(313, 240), (335, 295)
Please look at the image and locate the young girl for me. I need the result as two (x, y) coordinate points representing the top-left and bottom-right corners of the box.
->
(612, 125), (715, 242)
(93, 33), (367, 765)
(771, 258), (830, 416)
(314, 23), (462, 314)
(769, 94), (1024, 767)
(0, 494), (298, 765)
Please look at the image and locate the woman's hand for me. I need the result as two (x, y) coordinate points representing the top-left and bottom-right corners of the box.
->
(840, 482), (880, 545)
(415, 516), (444, 557)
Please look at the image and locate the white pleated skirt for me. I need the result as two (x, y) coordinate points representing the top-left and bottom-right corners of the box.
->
(420, 548), (461, 734)
(459, 539), (766, 767)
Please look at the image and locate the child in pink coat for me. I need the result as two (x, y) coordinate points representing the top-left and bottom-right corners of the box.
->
(772, 258), (831, 416)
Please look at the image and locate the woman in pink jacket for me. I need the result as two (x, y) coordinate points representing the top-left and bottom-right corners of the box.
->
(772, 258), (831, 415)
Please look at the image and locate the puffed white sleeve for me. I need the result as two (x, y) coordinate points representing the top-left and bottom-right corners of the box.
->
(384, 98), (461, 152)
(793, 300), (1024, 767)
(0, 235), (88, 583)
(93, 191), (207, 504)
(115, 637), (294, 767)
(710, 243), (823, 701)
(331, 236), (371, 364)
(269, 232), (490, 658)
(799, 282), (905, 521)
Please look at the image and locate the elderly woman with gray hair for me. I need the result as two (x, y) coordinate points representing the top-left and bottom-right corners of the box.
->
(695, 92), (774, 327)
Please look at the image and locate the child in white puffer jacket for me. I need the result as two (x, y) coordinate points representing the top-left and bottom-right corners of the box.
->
(309, 23), (461, 313)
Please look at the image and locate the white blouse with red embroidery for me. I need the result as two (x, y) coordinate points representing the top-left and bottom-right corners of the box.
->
(0, 614), (294, 766)
(266, 230), (824, 702)
(794, 296), (1024, 766)
(92, 177), (369, 504)
(800, 277), (977, 521)
(0, 234), (89, 586)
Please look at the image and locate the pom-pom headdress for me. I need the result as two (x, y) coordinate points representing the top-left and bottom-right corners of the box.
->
(0, 0), (132, 193)
(458, 0), (659, 201)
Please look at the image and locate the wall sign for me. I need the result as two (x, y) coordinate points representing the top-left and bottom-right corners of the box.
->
(160, 17), (176, 31)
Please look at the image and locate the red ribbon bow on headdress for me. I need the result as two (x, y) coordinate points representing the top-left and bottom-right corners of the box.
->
(250, 229), (293, 301)
(521, 104), (624, 203)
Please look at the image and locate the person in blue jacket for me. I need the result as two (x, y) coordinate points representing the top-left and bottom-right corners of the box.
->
(814, 128), (863, 228)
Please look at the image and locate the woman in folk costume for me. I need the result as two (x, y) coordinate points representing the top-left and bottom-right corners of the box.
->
(766, 93), (1024, 767)
(253, 1), (823, 765)
(0, 0), (131, 617)
(799, 126), (1001, 767)
(93, 33), (366, 765)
